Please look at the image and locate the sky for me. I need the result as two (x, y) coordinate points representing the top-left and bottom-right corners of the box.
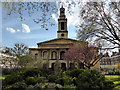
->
(2, 2), (81, 48)
(1, 1), (119, 55)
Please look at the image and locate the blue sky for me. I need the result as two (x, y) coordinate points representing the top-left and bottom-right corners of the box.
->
(2, 2), (80, 48)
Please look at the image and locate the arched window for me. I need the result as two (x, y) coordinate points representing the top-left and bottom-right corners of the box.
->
(51, 51), (57, 60)
(43, 51), (48, 60)
(60, 51), (65, 60)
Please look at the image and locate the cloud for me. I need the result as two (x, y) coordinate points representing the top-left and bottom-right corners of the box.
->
(17, 29), (20, 32)
(30, 46), (37, 48)
(6, 24), (30, 34)
(6, 28), (16, 33)
(52, 14), (58, 22)
(22, 24), (31, 33)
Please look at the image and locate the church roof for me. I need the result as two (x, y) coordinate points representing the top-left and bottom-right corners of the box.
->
(37, 38), (85, 45)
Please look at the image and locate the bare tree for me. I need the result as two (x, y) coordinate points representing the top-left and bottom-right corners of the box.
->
(77, 2), (120, 49)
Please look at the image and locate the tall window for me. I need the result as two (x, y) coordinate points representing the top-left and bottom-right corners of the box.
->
(43, 51), (48, 59)
(51, 51), (57, 60)
(61, 22), (64, 30)
(60, 51), (65, 60)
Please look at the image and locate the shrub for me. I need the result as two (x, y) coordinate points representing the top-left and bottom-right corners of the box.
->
(25, 76), (46, 85)
(25, 77), (37, 85)
(48, 75), (57, 82)
(55, 84), (63, 89)
(63, 85), (76, 90)
(40, 69), (53, 77)
(75, 69), (114, 89)
(26, 85), (35, 90)
(4, 81), (27, 90)
(55, 75), (73, 86)
(67, 69), (85, 78)
(62, 75), (73, 85)
(4, 74), (23, 85)
(37, 77), (46, 83)
(55, 78), (64, 86)
(103, 79), (115, 89)
(34, 83), (43, 89)
(23, 68), (41, 77)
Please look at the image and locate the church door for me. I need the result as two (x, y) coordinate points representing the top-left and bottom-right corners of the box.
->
(51, 63), (55, 71)
(70, 63), (75, 70)
(61, 63), (66, 71)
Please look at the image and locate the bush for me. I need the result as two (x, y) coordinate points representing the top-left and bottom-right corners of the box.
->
(40, 69), (53, 77)
(103, 79), (115, 89)
(55, 78), (64, 86)
(4, 81), (27, 90)
(26, 85), (35, 90)
(4, 74), (23, 85)
(63, 85), (76, 90)
(2, 68), (23, 75)
(23, 68), (41, 77)
(62, 75), (73, 85)
(55, 84), (63, 89)
(25, 76), (46, 85)
(37, 77), (46, 83)
(48, 75), (57, 82)
(55, 75), (73, 86)
(67, 69), (85, 78)
(25, 77), (37, 85)
(75, 69), (114, 89)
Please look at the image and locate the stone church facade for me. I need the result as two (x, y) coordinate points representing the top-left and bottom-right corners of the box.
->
(29, 6), (100, 70)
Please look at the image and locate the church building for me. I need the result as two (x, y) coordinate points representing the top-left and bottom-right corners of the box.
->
(29, 6), (99, 70)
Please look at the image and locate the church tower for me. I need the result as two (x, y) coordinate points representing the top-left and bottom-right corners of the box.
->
(57, 6), (68, 38)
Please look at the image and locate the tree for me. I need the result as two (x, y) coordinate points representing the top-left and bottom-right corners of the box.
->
(77, 2), (120, 50)
(2, 43), (34, 68)
(25, 56), (43, 69)
(2, 2), (59, 30)
(6, 43), (29, 58)
(64, 45), (102, 69)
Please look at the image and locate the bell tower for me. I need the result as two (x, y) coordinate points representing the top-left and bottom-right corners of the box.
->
(57, 6), (68, 38)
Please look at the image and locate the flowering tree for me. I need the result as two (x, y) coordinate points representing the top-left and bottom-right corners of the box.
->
(64, 45), (102, 69)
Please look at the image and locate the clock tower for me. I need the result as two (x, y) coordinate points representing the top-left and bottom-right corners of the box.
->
(57, 6), (68, 38)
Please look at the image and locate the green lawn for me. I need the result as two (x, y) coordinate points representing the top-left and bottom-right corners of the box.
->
(105, 75), (120, 89)
(0, 77), (5, 80)
(0, 75), (7, 80)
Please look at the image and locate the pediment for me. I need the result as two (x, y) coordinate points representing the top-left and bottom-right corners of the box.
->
(37, 38), (81, 45)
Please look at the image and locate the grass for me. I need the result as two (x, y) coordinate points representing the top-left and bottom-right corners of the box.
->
(0, 75), (8, 80)
(0, 76), (5, 80)
(105, 75), (120, 89)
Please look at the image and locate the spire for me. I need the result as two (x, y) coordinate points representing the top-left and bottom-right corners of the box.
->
(61, 5), (63, 8)
(59, 6), (65, 19)
(57, 6), (68, 38)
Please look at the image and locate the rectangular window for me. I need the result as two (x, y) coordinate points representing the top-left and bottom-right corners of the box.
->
(61, 22), (64, 30)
